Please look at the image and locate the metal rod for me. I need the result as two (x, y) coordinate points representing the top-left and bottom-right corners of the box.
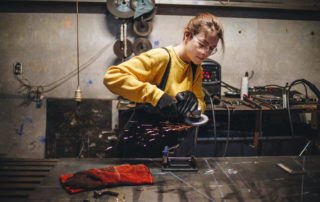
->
(299, 140), (312, 157)
(193, 126), (199, 155)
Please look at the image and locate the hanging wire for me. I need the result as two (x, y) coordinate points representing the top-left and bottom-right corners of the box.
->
(43, 43), (109, 92)
(76, 0), (80, 87)
(14, 42), (110, 97)
(74, 0), (82, 103)
(13, 0), (111, 105)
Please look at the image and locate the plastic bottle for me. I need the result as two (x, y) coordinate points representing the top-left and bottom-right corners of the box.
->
(241, 72), (249, 100)
(282, 88), (287, 109)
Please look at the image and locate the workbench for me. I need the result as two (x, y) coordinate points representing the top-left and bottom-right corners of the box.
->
(3, 156), (319, 201)
(116, 99), (319, 157)
(203, 100), (319, 150)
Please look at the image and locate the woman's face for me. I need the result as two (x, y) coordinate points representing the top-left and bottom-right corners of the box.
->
(185, 30), (219, 64)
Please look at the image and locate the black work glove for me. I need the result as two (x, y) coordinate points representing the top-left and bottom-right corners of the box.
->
(156, 93), (178, 120)
(176, 91), (198, 117)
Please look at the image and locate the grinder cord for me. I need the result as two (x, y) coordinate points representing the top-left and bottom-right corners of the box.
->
(203, 88), (217, 156)
(222, 102), (231, 157)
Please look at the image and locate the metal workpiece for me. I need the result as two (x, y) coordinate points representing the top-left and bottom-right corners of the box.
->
(24, 156), (320, 201)
(94, 188), (125, 201)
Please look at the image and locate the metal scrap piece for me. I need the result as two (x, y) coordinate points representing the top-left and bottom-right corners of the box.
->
(93, 188), (125, 202)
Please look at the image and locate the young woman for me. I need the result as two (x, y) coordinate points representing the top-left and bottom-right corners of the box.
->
(104, 13), (224, 157)
(104, 13), (224, 121)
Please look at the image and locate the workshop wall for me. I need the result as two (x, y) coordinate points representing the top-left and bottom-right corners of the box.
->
(0, 3), (319, 158)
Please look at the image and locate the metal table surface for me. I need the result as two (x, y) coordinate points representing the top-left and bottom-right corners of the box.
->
(27, 156), (320, 202)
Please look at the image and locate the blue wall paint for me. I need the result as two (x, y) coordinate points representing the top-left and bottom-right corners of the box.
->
(15, 117), (33, 136)
(154, 40), (159, 47)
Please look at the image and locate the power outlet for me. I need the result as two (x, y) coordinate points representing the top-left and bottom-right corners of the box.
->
(14, 62), (22, 75)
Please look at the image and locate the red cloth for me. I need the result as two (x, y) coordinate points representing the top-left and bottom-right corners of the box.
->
(60, 164), (154, 193)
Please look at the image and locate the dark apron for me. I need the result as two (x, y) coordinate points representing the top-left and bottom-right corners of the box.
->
(113, 48), (198, 158)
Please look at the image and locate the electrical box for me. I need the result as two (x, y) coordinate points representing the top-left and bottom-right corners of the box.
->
(14, 62), (22, 75)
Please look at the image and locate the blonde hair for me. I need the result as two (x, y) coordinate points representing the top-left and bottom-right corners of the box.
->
(185, 13), (225, 53)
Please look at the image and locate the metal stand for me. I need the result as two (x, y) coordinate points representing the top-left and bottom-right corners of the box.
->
(161, 146), (197, 172)
(161, 113), (208, 172)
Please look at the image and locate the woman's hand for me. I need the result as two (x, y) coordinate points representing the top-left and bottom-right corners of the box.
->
(176, 91), (198, 117)
(156, 93), (178, 120)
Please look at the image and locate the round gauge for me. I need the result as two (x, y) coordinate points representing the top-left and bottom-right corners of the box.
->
(133, 20), (153, 37)
(113, 39), (133, 58)
(133, 37), (152, 55)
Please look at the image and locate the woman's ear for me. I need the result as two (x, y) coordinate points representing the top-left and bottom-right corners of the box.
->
(184, 32), (191, 40)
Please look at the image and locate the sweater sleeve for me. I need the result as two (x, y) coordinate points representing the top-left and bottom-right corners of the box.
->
(103, 48), (170, 106)
(193, 65), (206, 113)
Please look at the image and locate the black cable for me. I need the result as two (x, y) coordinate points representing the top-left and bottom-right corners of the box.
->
(299, 82), (309, 99)
(262, 84), (285, 88)
(203, 86), (230, 157)
(287, 84), (298, 138)
(222, 102), (230, 157)
(283, 83), (294, 138)
(210, 98), (217, 156)
(288, 79), (320, 100)
(202, 88), (217, 156)
(221, 81), (240, 93)
(221, 85), (234, 93)
(286, 79), (320, 138)
(288, 81), (309, 100)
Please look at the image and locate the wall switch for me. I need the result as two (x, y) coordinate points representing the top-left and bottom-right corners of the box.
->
(14, 62), (22, 75)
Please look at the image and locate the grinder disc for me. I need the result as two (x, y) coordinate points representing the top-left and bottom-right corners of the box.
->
(113, 39), (133, 59)
(133, 20), (153, 37)
(106, 0), (134, 19)
(133, 38), (152, 55)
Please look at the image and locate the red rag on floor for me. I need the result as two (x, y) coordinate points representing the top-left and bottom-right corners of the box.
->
(60, 164), (153, 193)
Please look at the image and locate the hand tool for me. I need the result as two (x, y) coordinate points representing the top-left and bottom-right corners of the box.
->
(239, 99), (256, 109)
(243, 94), (262, 109)
(251, 95), (276, 109)
(93, 188), (125, 202)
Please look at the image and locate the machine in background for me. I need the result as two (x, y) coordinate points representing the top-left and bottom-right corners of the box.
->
(201, 59), (221, 104)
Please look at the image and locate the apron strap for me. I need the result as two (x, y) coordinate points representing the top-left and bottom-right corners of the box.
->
(158, 47), (171, 91)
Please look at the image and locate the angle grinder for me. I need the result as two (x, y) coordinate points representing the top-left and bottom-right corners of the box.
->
(184, 107), (209, 126)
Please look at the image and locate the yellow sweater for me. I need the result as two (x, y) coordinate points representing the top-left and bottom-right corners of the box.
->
(103, 46), (206, 112)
